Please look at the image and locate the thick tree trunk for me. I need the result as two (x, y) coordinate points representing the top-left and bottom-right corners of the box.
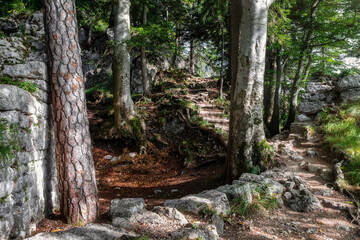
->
(190, 39), (195, 74)
(227, 0), (274, 181)
(113, 0), (135, 125)
(44, 0), (98, 224)
(263, 49), (277, 129)
(141, 4), (150, 96)
(268, 54), (282, 136)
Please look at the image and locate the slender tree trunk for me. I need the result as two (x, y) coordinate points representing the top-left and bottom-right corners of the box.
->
(141, 4), (150, 96)
(220, 23), (225, 98)
(284, 0), (322, 130)
(229, 0), (242, 98)
(44, 0), (98, 224)
(263, 49), (277, 129)
(165, 7), (169, 24)
(227, 0), (274, 181)
(268, 53), (283, 136)
(190, 39), (195, 74)
(113, 0), (135, 125)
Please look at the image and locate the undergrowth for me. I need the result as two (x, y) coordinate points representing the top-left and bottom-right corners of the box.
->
(0, 76), (38, 93)
(0, 119), (20, 170)
(230, 184), (278, 217)
(319, 101), (360, 185)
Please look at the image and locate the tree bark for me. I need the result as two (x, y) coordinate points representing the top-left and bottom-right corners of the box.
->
(190, 39), (195, 74)
(141, 4), (150, 96)
(263, 48), (277, 129)
(220, 23), (225, 98)
(283, 0), (322, 130)
(44, 0), (98, 224)
(113, 0), (135, 125)
(227, 0), (274, 181)
(268, 53), (283, 136)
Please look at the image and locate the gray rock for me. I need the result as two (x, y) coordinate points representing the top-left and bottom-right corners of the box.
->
(154, 189), (162, 195)
(211, 214), (224, 234)
(104, 155), (113, 160)
(130, 210), (167, 226)
(289, 193), (322, 212)
(307, 163), (321, 173)
(298, 101), (328, 114)
(164, 190), (230, 215)
(320, 168), (333, 181)
(238, 173), (264, 183)
(170, 224), (218, 240)
(110, 198), (145, 218)
(340, 88), (360, 102)
(27, 223), (137, 240)
(217, 182), (252, 203)
(283, 192), (292, 201)
(305, 82), (333, 93)
(338, 225), (350, 231)
(2, 61), (47, 80)
(306, 149), (317, 158)
(129, 152), (136, 158)
(0, 18), (19, 33)
(314, 189), (333, 197)
(284, 181), (295, 190)
(291, 155), (304, 161)
(152, 206), (188, 225)
(335, 75), (360, 91)
(112, 217), (135, 230)
(296, 114), (312, 122)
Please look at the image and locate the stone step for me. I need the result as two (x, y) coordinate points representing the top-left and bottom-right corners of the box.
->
(199, 110), (224, 117)
(203, 117), (229, 124)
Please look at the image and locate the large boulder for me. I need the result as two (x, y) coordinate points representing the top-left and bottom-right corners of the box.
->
(335, 75), (360, 91)
(164, 190), (230, 215)
(298, 101), (328, 114)
(110, 198), (145, 219)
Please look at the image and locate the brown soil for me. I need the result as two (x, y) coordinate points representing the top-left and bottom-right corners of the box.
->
(31, 77), (360, 239)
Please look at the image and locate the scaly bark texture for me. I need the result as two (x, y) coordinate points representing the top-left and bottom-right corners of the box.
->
(44, 0), (98, 224)
(190, 39), (195, 74)
(227, 0), (274, 181)
(113, 0), (135, 125)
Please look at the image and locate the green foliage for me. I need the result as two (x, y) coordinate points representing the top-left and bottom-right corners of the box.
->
(0, 119), (20, 170)
(230, 184), (278, 217)
(0, 0), (42, 17)
(0, 76), (38, 93)
(320, 101), (360, 185)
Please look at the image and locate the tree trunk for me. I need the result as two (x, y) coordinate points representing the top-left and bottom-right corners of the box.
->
(141, 4), (150, 96)
(113, 0), (146, 154)
(190, 39), (195, 74)
(227, 0), (274, 181)
(263, 49), (277, 129)
(219, 23), (225, 98)
(113, 0), (135, 125)
(44, 0), (98, 225)
(268, 53), (283, 137)
(283, 0), (322, 130)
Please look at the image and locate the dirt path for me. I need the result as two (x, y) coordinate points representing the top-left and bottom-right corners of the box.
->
(220, 133), (360, 240)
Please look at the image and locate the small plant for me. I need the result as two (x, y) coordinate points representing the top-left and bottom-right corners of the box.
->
(0, 119), (20, 170)
(0, 76), (38, 93)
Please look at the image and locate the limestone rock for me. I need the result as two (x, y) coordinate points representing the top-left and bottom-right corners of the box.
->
(217, 182), (252, 203)
(112, 217), (135, 230)
(2, 61), (47, 80)
(26, 224), (137, 240)
(110, 198), (145, 218)
(211, 214), (224, 234)
(340, 88), (360, 102)
(335, 75), (360, 91)
(298, 101), (328, 114)
(170, 224), (218, 240)
(164, 190), (230, 215)
(152, 206), (188, 225)
(307, 163), (321, 173)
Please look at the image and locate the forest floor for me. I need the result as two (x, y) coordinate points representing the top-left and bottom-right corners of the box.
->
(30, 75), (360, 239)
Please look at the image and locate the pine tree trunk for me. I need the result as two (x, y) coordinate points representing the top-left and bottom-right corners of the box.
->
(44, 0), (98, 224)
(227, 0), (274, 181)
(141, 4), (150, 96)
(113, 0), (135, 125)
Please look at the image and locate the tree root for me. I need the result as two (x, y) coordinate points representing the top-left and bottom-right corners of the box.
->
(333, 160), (360, 225)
